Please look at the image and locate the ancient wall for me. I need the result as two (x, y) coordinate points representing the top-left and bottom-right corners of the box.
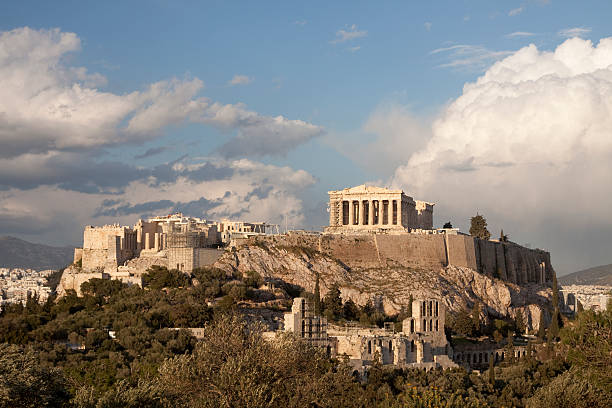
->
(243, 232), (553, 285)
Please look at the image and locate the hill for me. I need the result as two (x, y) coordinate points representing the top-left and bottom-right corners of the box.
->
(558, 264), (612, 286)
(0, 236), (74, 270)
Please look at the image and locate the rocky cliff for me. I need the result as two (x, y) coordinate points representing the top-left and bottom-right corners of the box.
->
(212, 234), (553, 331)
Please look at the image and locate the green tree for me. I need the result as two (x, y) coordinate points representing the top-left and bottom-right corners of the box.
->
(313, 272), (321, 316)
(443, 221), (453, 229)
(342, 299), (359, 321)
(499, 229), (508, 242)
(548, 308), (560, 341)
(0, 344), (70, 408)
(323, 284), (343, 320)
(469, 213), (491, 240)
(515, 309), (526, 335)
(472, 302), (481, 334)
(488, 357), (495, 386)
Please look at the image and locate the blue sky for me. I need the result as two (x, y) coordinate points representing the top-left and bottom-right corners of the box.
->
(1, 0), (612, 274)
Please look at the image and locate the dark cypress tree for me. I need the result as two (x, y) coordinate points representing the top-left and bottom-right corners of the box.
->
(488, 357), (495, 386)
(313, 272), (321, 315)
(323, 284), (342, 320)
(552, 273), (560, 309)
(537, 308), (546, 340)
(469, 213), (491, 240)
(514, 309), (526, 335)
(472, 302), (481, 335)
(548, 308), (560, 340)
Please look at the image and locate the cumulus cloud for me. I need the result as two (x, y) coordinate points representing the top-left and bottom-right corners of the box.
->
(0, 157), (316, 244)
(328, 105), (431, 176)
(430, 44), (513, 71)
(424, 22), (432, 31)
(204, 103), (324, 157)
(228, 75), (253, 86)
(0, 26), (323, 193)
(331, 24), (367, 44)
(393, 37), (612, 272)
(558, 27), (591, 38)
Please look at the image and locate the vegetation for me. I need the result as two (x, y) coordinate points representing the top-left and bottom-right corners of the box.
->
(0, 265), (610, 407)
(469, 213), (490, 240)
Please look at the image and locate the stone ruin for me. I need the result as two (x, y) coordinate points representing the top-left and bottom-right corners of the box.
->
(278, 297), (456, 374)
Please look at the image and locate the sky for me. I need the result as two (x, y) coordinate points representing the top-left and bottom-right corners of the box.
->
(1, 0), (612, 275)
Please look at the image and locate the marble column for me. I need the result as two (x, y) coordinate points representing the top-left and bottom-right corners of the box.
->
(397, 199), (403, 227)
(348, 199), (354, 226)
(368, 200), (374, 226)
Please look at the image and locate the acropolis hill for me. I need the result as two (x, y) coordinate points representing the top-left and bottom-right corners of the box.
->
(58, 184), (556, 331)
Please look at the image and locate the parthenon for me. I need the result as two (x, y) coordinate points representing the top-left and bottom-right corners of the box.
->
(326, 185), (434, 233)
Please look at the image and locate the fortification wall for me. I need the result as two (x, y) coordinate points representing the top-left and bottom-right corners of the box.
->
(242, 232), (553, 285)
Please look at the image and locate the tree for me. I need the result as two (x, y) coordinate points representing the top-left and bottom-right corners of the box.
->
(515, 309), (526, 335)
(472, 302), (481, 335)
(342, 299), (359, 321)
(323, 284), (343, 320)
(443, 221), (453, 229)
(537, 309), (546, 340)
(313, 272), (321, 316)
(488, 357), (495, 386)
(499, 229), (508, 242)
(548, 309), (560, 341)
(0, 344), (70, 407)
(552, 273), (560, 310)
(469, 213), (491, 240)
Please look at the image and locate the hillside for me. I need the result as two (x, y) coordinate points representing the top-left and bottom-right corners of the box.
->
(559, 264), (612, 286)
(0, 236), (74, 270)
(213, 234), (553, 331)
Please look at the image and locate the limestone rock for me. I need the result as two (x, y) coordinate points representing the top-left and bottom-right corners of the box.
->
(213, 239), (553, 332)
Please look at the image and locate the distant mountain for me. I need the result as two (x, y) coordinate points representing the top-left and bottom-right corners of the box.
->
(558, 264), (612, 286)
(0, 236), (74, 270)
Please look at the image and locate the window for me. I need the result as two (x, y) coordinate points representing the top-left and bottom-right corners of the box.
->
(368, 341), (372, 354)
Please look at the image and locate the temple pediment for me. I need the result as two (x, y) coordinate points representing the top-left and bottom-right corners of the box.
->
(329, 184), (403, 195)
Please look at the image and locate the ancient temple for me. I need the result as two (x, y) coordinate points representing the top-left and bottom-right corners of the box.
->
(326, 185), (434, 233)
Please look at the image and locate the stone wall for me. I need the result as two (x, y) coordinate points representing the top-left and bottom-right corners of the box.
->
(239, 232), (553, 285)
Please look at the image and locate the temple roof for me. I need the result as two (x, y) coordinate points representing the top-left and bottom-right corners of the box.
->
(328, 184), (404, 195)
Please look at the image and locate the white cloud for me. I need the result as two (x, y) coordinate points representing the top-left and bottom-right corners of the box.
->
(331, 24), (367, 44)
(392, 37), (612, 272)
(294, 20), (307, 26)
(0, 26), (322, 174)
(348, 46), (361, 53)
(558, 27), (591, 38)
(0, 157), (316, 244)
(424, 22), (432, 31)
(328, 104), (431, 176)
(505, 31), (536, 38)
(203, 103), (324, 157)
(228, 75), (253, 86)
(508, 7), (524, 17)
(430, 44), (513, 71)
